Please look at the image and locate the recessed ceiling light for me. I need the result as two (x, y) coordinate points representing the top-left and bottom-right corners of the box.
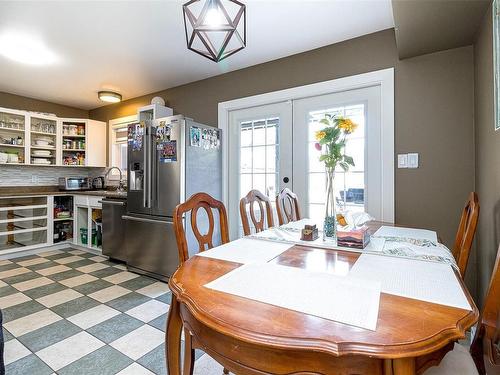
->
(0, 31), (59, 65)
(98, 91), (122, 103)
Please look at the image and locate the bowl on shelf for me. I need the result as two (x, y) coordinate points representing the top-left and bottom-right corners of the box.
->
(32, 157), (51, 165)
(32, 150), (52, 157)
(34, 138), (53, 147)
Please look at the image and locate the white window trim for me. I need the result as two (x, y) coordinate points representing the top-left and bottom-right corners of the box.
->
(108, 114), (137, 180)
(218, 67), (395, 223)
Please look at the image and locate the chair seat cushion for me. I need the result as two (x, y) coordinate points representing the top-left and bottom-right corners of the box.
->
(423, 343), (478, 375)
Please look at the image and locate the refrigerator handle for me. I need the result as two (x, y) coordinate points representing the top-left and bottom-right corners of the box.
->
(146, 127), (153, 208)
(143, 128), (148, 208)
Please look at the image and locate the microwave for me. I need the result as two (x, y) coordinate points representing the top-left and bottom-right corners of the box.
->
(58, 177), (91, 191)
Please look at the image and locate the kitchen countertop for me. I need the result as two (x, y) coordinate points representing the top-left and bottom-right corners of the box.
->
(0, 186), (127, 199)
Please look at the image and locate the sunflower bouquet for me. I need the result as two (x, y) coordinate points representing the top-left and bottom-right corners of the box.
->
(314, 114), (358, 239)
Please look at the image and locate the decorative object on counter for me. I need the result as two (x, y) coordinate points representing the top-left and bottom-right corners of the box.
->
(315, 115), (358, 242)
(300, 224), (319, 241)
(98, 90), (122, 103)
(337, 225), (370, 249)
(182, 0), (246, 62)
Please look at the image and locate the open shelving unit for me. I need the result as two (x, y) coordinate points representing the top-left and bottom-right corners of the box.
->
(53, 196), (74, 244)
(62, 121), (86, 166)
(31, 116), (57, 166)
(0, 110), (26, 165)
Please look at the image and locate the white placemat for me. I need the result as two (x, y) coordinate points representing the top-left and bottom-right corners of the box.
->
(373, 226), (438, 244)
(205, 263), (381, 331)
(195, 238), (292, 264)
(348, 254), (471, 310)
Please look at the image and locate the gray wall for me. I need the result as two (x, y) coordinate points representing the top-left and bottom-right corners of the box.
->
(474, 5), (498, 305)
(90, 29), (476, 295)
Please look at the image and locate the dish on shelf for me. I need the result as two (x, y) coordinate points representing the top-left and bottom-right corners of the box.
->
(34, 138), (53, 146)
(6, 152), (19, 163)
(0, 152), (7, 163)
(32, 157), (51, 165)
(32, 150), (52, 157)
(56, 211), (71, 219)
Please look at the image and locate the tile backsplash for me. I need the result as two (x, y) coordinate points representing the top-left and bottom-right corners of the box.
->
(0, 165), (107, 186)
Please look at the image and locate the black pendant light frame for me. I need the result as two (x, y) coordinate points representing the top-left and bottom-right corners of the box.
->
(183, 0), (246, 63)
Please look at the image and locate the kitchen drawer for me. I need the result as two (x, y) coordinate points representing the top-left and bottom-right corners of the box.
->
(88, 197), (103, 208)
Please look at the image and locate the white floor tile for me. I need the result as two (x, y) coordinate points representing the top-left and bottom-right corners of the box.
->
(12, 276), (54, 292)
(4, 309), (62, 337)
(0, 267), (30, 280)
(37, 250), (64, 257)
(59, 274), (98, 288)
(17, 257), (50, 267)
(4, 339), (30, 365)
(67, 250), (86, 255)
(54, 255), (84, 265)
(67, 304), (120, 329)
(89, 256), (107, 262)
(103, 271), (139, 284)
(0, 292), (31, 309)
(0, 280), (6, 288)
(136, 282), (170, 298)
(36, 289), (83, 308)
(113, 264), (127, 270)
(36, 265), (71, 276)
(88, 285), (130, 303)
(116, 363), (155, 375)
(110, 325), (164, 360)
(193, 354), (226, 375)
(76, 263), (109, 273)
(36, 331), (105, 371)
(0, 260), (12, 266)
(125, 300), (169, 323)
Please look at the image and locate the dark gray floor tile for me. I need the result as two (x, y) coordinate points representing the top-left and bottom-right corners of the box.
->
(46, 269), (84, 282)
(119, 276), (157, 291)
(155, 291), (172, 305)
(137, 343), (167, 375)
(65, 258), (94, 269)
(105, 292), (150, 312)
(101, 260), (118, 267)
(5, 354), (53, 375)
(0, 262), (23, 272)
(23, 282), (67, 299)
(3, 327), (14, 342)
(73, 279), (114, 295)
(25, 261), (58, 271)
(89, 267), (122, 279)
(11, 254), (40, 262)
(17, 319), (81, 352)
(51, 296), (101, 318)
(0, 285), (19, 297)
(44, 252), (72, 260)
(148, 314), (166, 332)
(3, 271), (40, 284)
(58, 345), (133, 375)
(2, 300), (45, 322)
(86, 314), (143, 344)
(72, 251), (96, 258)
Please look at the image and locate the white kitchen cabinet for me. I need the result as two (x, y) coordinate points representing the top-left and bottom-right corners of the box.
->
(86, 120), (107, 167)
(74, 195), (103, 252)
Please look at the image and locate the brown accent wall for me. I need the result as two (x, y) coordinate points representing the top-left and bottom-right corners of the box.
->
(0, 91), (88, 118)
(474, 6), (498, 305)
(90, 29), (476, 295)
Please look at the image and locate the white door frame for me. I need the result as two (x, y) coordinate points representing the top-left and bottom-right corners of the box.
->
(218, 67), (395, 227)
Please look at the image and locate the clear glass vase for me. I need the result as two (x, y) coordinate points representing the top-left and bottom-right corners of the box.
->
(323, 168), (337, 242)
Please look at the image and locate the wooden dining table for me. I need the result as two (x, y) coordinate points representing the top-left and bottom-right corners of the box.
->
(166, 222), (479, 375)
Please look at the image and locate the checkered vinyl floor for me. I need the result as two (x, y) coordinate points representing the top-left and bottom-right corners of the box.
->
(0, 248), (224, 374)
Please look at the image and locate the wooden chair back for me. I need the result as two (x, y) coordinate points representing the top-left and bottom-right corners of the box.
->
(453, 192), (480, 277)
(470, 244), (500, 375)
(239, 190), (274, 236)
(276, 188), (301, 225)
(173, 192), (229, 265)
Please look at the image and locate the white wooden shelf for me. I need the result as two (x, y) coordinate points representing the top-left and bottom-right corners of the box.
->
(0, 144), (24, 149)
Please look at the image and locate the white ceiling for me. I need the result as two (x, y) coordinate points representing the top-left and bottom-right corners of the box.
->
(0, 1), (394, 110)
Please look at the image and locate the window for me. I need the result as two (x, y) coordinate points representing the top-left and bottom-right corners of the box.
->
(108, 115), (137, 180)
(307, 104), (365, 223)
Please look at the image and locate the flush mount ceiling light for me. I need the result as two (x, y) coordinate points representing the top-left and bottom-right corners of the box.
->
(98, 91), (122, 103)
(0, 31), (60, 66)
(183, 0), (246, 62)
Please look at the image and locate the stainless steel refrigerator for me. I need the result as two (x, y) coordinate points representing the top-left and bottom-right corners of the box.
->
(123, 115), (222, 281)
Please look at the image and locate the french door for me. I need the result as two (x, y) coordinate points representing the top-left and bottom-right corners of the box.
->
(227, 86), (384, 239)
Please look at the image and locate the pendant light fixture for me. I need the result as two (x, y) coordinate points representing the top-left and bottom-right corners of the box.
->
(183, 0), (246, 62)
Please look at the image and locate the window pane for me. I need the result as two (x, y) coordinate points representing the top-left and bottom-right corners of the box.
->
(240, 174), (252, 198)
(266, 122), (278, 145)
(266, 145), (277, 173)
(266, 173), (277, 198)
(344, 138), (364, 172)
(240, 148), (252, 173)
(308, 173), (326, 204)
(309, 143), (324, 173)
(253, 122), (266, 146)
(252, 146), (266, 173)
(253, 174), (266, 194)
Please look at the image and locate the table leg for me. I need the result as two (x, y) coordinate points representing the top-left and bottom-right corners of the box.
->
(392, 357), (416, 375)
(166, 294), (183, 375)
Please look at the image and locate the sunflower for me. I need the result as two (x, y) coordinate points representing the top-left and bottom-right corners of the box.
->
(315, 130), (326, 141)
(338, 118), (358, 134)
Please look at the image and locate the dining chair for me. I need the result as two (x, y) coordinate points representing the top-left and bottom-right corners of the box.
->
(452, 192), (480, 278)
(276, 187), (301, 225)
(239, 189), (274, 235)
(172, 192), (230, 375)
(424, 244), (500, 375)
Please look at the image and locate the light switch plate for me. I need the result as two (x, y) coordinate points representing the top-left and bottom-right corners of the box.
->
(397, 154), (408, 168)
(408, 153), (419, 168)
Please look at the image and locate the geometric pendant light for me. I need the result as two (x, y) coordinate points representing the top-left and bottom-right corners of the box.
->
(182, 0), (246, 62)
